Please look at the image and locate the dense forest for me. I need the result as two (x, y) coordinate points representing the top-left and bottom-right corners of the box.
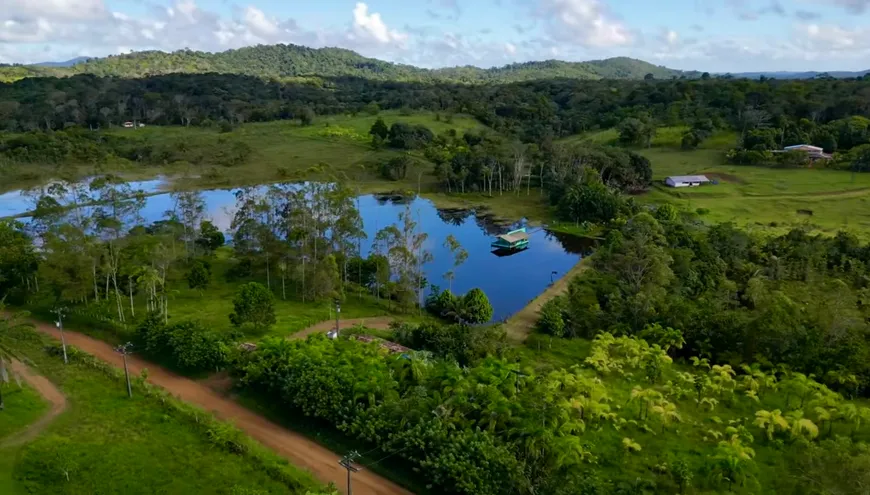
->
(0, 45), (689, 83)
(537, 210), (870, 395)
(1, 71), (869, 146)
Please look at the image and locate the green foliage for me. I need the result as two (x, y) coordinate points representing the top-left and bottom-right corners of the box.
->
(425, 286), (493, 324)
(369, 117), (388, 141)
(391, 321), (506, 365)
(186, 261), (211, 292)
(460, 288), (494, 324)
(229, 282), (276, 333)
(0, 221), (38, 300)
(134, 314), (228, 372)
(544, 212), (870, 394)
(379, 155), (411, 180)
(618, 117), (656, 147)
(535, 296), (567, 337)
(387, 122), (434, 149)
(557, 182), (623, 224)
(196, 220), (225, 252)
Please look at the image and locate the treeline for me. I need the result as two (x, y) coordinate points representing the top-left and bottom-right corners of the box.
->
(538, 208), (870, 395)
(0, 127), (252, 167)
(3, 73), (870, 143)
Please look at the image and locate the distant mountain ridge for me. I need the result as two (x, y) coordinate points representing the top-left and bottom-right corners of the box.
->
(729, 70), (870, 79)
(0, 44), (692, 83)
(35, 56), (91, 68)
(3, 44), (867, 84)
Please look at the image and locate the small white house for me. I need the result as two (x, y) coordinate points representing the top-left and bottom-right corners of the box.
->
(784, 144), (823, 153)
(665, 175), (711, 188)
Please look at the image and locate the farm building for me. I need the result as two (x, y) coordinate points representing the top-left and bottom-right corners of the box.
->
(777, 144), (832, 160)
(665, 175), (711, 188)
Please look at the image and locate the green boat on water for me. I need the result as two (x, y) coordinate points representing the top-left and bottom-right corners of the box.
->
(491, 228), (530, 252)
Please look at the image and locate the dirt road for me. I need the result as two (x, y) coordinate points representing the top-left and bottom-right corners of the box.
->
(1, 360), (67, 448)
(289, 317), (395, 340)
(501, 257), (590, 342)
(25, 318), (412, 495)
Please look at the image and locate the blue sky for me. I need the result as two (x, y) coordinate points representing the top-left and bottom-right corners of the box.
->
(2, 0), (870, 72)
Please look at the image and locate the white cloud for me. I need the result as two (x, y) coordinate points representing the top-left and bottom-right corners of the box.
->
(796, 23), (869, 52)
(350, 2), (407, 45)
(243, 7), (279, 38)
(3, 0), (106, 21)
(504, 42), (517, 54)
(538, 0), (633, 47)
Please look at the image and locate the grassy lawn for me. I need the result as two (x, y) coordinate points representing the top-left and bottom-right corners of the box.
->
(0, 383), (47, 441)
(555, 125), (870, 236)
(0, 327), (323, 495)
(638, 146), (870, 235)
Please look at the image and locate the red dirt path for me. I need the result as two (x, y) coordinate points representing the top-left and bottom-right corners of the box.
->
(24, 318), (412, 495)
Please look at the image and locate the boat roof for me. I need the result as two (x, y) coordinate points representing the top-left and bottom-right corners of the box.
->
(497, 231), (530, 244)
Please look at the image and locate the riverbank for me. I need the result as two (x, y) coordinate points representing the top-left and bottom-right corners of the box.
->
(501, 256), (592, 342)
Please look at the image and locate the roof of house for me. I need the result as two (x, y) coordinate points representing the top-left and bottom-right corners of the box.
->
(785, 144), (823, 151)
(497, 231), (530, 244)
(667, 175), (710, 183)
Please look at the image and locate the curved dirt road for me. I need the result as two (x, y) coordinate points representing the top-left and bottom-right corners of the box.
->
(290, 317), (395, 340)
(25, 318), (412, 495)
(1, 359), (67, 448)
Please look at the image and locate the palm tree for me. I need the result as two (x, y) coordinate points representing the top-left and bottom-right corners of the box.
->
(712, 436), (756, 491)
(753, 409), (789, 441)
(629, 386), (662, 421)
(785, 410), (819, 442)
(838, 403), (870, 438)
(650, 400), (681, 432)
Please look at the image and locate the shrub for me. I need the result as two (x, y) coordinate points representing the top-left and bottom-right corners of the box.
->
(196, 220), (225, 252)
(187, 261), (211, 293)
(460, 288), (494, 324)
(229, 282), (276, 332)
(536, 297), (567, 337)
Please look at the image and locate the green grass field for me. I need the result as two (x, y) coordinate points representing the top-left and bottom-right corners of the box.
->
(557, 125), (870, 235)
(0, 383), (47, 441)
(635, 135), (870, 235)
(0, 327), (323, 495)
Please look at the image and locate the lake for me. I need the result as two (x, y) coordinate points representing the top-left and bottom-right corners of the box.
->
(1, 182), (589, 322)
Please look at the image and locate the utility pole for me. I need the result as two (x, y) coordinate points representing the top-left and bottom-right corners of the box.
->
(338, 451), (361, 495)
(115, 342), (134, 398)
(51, 307), (68, 364)
(334, 298), (341, 336)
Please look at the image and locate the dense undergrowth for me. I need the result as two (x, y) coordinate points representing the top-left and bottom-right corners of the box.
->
(233, 327), (870, 494)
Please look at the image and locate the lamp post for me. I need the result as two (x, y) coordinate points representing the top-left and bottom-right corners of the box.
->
(50, 307), (68, 364)
(115, 342), (134, 398)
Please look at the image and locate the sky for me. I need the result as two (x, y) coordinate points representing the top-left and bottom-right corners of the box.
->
(1, 0), (869, 72)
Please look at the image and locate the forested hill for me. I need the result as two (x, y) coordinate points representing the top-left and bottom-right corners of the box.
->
(0, 44), (689, 83)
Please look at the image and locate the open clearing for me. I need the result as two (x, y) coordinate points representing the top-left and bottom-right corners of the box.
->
(556, 125), (870, 235)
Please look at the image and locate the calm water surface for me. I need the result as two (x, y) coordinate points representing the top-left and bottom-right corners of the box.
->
(1, 184), (589, 322)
